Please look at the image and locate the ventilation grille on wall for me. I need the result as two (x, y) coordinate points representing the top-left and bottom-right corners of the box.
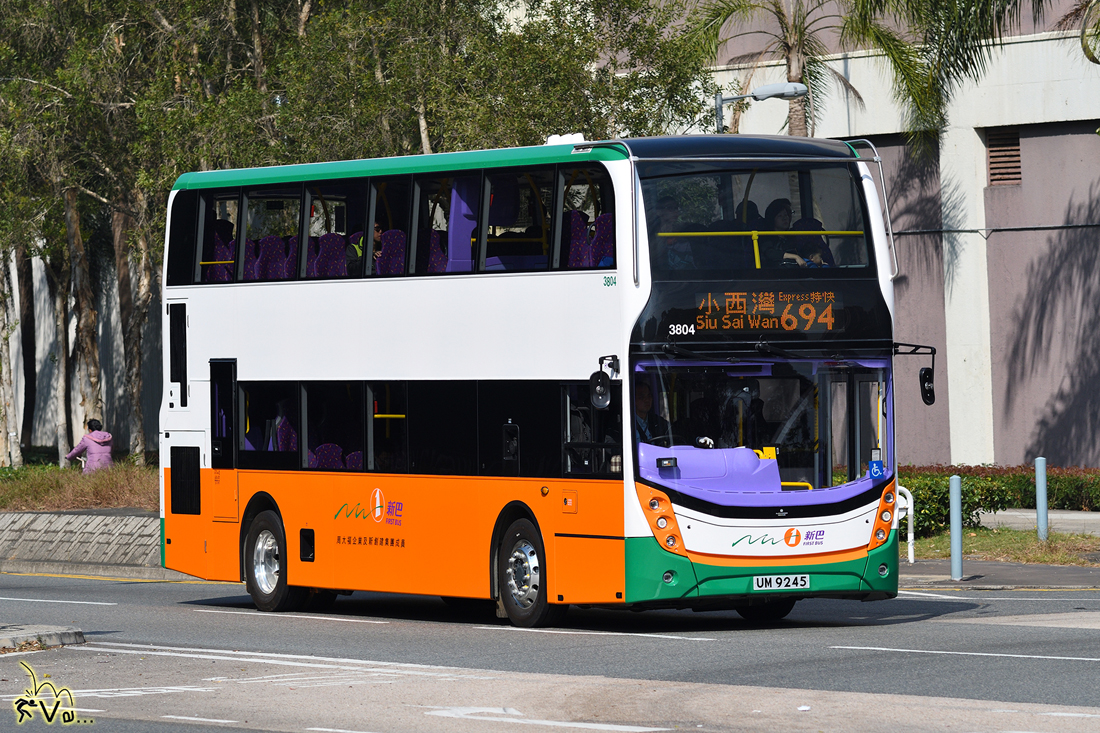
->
(988, 130), (1021, 185)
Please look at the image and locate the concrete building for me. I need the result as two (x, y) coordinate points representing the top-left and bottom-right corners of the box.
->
(715, 14), (1100, 467)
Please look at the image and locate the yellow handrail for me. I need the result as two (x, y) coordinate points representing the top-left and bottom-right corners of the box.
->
(781, 481), (815, 491)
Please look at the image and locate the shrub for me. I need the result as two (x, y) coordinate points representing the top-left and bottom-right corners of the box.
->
(897, 464), (1100, 538)
(0, 463), (158, 512)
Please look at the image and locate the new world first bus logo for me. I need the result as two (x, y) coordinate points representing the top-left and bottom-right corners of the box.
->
(784, 528), (802, 547)
(371, 488), (385, 522)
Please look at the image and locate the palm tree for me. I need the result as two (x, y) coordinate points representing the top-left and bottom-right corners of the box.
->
(692, 0), (1053, 148)
(1055, 0), (1100, 64)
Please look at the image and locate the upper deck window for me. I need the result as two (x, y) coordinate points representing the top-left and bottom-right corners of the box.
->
(638, 162), (871, 280)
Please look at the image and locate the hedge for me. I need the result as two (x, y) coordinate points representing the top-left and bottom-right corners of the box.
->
(896, 465), (1100, 538)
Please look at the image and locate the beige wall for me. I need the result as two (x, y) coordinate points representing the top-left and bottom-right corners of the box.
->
(986, 120), (1100, 465)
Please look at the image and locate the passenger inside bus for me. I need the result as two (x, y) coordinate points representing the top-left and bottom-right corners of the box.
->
(634, 381), (670, 444)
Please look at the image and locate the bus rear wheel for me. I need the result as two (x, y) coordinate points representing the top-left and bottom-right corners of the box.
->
(245, 510), (308, 612)
(497, 519), (564, 627)
(735, 598), (797, 622)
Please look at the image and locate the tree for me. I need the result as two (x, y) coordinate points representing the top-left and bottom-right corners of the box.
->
(690, 0), (1049, 147)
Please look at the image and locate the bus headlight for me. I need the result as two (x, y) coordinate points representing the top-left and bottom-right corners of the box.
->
(884, 492), (895, 504)
(665, 535), (677, 548)
(875, 528), (886, 541)
(880, 510), (892, 523)
(649, 499), (660, 511)
(656, 517), (668, 529)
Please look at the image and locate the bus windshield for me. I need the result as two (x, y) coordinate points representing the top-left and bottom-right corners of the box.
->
(638, 162), (871, 278)
(633, 358), (890, 504)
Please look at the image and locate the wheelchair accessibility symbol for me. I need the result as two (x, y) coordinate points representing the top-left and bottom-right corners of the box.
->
(869, 460), (884, 479)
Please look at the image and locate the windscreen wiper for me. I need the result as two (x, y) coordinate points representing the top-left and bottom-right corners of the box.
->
(662, 342), (739, 363)
(755, 339), (816, 360)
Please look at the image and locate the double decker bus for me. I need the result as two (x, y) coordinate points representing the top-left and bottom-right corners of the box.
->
(160, 135), (926, 626)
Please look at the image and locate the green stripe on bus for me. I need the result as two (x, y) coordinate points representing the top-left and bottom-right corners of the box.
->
(624, 532), (898, 604)
(171, 144), (628, 191)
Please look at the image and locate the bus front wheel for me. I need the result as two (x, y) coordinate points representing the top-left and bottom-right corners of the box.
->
(245, 510), (308, 612)
(497, 519), (564, 627)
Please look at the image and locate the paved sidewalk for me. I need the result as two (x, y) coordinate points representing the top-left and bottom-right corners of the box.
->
(979, 508), (1100, 536)
(900, 558), (1100, 589)
(0, 624), (84, 650)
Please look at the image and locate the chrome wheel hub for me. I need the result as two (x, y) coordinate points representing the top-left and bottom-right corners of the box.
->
(506, 539), (540, 608)
(253, 529), (280, 595)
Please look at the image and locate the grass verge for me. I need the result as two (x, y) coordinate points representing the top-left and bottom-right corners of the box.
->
(914, 526), (1100, 566)
(0, 464), (158, 512)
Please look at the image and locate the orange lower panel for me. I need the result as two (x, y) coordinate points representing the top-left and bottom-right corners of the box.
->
(164, 469), (626, 600)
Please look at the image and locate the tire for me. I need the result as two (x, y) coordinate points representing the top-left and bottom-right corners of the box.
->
(496, 518), (565, 627)
(735, 598), (797, 622)
(245, 510), (308, 612)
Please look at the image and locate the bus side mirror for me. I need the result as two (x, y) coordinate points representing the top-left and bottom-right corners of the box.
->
(590, 371), (611, 409)
(919, 367), (935, 406)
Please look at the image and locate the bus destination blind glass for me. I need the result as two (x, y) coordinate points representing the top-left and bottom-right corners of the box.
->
(669, 289), (840, 337)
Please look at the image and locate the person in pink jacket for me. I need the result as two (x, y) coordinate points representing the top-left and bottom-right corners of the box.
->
(66, 419), (113, 473)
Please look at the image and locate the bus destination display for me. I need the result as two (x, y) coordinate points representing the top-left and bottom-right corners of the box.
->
(670, 290), (839, 336)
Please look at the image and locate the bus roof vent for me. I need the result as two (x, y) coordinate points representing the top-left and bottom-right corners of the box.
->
(546, 133), (586, 146)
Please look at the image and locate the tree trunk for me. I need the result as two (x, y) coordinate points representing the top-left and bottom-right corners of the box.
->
(370, 36), (393, 152)
(786, 51), (808, 137)
(113, 194), (154, 466)
(14, 243), (34, 454)
(417, 96), (433, 155)
(45, 258), (72, 468)
(64, 188), (103, 426)
(250, 0), (268, 94)
(297, 0), (312, 37)
(0, 269), (22, 467)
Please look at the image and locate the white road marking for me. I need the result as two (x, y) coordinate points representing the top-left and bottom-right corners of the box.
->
(81, 643), (495, 680)
(163, 714), (239, 723)
(424, 706), (672, 731)
(899, 591), (1100, 601)
(90, 642), (487, 674)
(474, 626), (714, 641)
(307, 728), (383, 733)
(831, 645), (1100, 662)
(2, 685), (216, 701)
(0, 595), (116, 605)
(934, 612), (1100, 629)
(194, 609), (388, 623)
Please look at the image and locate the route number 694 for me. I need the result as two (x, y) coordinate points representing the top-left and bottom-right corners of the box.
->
(668, 323), (695, 336)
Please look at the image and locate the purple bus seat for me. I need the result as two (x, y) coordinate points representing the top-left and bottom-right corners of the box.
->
(204, 233), (235, 282)
(276, 418), (297, 452)
(591, 213), (614, 267)
(377, 230), (406, 275)
(242, 239), (259, 280)
(286, 235), (300, 278)
(304, 236), (320, 278)
(345, 451), (363, 470)
(566, 210), (591, 268)
(307, 449), (316, 468)
(427, 230), (446, 273)
(313, 443), (344, 469)
(256, 235), (289, 280)
(485, 255), (549, 271)
(315, 233), (348, 277)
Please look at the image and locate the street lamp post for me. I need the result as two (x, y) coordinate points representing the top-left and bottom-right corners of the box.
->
(714, 82), (809, 134)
